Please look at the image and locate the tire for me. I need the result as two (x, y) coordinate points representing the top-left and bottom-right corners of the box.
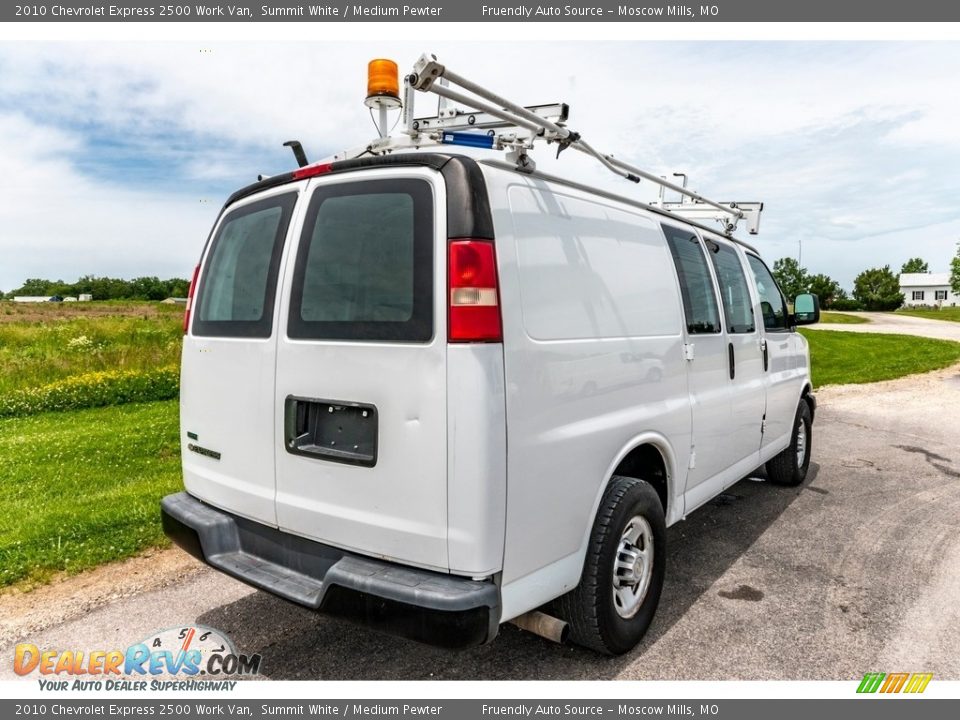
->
(556, 475), (666, 655)
(766, 400), (813, 486)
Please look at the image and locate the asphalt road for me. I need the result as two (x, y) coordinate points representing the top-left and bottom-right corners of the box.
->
(4, 363), (960, 681)
(816, 311), (960, 341)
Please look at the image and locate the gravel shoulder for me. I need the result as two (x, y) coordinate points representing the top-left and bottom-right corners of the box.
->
(814, 311), (960, 342)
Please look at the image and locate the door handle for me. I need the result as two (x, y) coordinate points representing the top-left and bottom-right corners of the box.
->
(761, 339), (769, 372)
(728, 342), (735, 380)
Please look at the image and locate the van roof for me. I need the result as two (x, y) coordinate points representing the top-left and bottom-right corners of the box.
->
(225, 151), (758, 254)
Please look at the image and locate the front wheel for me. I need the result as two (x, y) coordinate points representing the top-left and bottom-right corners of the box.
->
(556, 476), (666, 655)
(766, 400), (813, 486)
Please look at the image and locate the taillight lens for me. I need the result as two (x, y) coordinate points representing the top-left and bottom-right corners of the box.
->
(448, 239), (502, 343)
(183, 263), (200, 334)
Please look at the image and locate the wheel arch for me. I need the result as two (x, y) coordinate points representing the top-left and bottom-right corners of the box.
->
(587, 433), (679, 546)
(800, 381), (816, 421)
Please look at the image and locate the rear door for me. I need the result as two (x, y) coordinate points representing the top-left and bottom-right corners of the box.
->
(661, 224), (730, 501)
(273, 168), (450, 572)
(703, 236), (766, 474)
(181, 186), (301, 525)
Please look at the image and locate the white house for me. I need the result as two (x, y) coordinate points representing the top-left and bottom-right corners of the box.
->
(899, 272), (959, 307)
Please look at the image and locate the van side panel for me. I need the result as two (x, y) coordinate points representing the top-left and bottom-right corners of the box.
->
(486, 169), (692, 595)
(446, 344), (507, 577)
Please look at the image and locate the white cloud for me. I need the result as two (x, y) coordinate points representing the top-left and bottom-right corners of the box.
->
(0, 112), (217, 290)
(1, 41), (960, 292)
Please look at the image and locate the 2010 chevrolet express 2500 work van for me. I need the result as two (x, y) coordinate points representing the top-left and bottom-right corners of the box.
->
(161, 55), (819, 655)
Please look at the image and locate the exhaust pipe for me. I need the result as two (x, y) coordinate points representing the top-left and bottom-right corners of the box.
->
(509, 610), (569, 644)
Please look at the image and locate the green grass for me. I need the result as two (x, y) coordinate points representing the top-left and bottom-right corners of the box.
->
(800, 329), (960, 388)
(818, 311), (868, 324)
(0, 400), (181, 589)
(0, 312), (181, 396)
(897, 306), (960, 323)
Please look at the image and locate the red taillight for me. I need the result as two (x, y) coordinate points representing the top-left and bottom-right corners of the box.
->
(183, 263), (200, 334)
(448, 239), (502, 343)
(292, 162), (334, 180)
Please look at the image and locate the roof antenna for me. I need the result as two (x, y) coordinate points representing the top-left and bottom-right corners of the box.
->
(283, 140), (309, 168)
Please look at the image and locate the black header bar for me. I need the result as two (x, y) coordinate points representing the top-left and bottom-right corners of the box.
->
(6, 1), (960, 23)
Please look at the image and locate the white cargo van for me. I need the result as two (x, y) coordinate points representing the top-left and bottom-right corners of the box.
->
(162, 57), (820, 655)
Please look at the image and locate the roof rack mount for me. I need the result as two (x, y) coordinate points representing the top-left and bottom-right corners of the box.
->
(325, 54), (763, 237)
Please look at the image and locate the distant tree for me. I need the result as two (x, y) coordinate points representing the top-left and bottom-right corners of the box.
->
(772, 257), (809, 300)
(951, 243), (960, 296)
(806, 273), (842, 309)
(831, 295), (863, 311)
(164, 278), (190, 298)
(853, 265), (904, 311)
(6, 275), (190, 301)
(900, 257), (929, 274)
(130, 276), (168, 301)
(12, 278), (56, 296)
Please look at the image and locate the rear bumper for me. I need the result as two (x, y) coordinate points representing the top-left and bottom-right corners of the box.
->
(160, 492), (500, 649)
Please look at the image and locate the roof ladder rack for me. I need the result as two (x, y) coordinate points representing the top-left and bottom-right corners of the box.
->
(329, 54), (764, 237)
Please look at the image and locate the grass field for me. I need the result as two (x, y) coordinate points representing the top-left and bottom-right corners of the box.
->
(800, 329), (960, 387)
(0, 301), (184, 589)
(897, 306), (960, 323)
(818, 312), (868, 324)
(0, 308), (181, 396)
(0, 400), (181, 588)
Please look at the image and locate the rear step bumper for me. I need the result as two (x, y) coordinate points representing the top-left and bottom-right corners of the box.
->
(160, 492), (500, 649)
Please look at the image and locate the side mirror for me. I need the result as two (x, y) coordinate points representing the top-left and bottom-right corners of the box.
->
(793, 293), (820, 325)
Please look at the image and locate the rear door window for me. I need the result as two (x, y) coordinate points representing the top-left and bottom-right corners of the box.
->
(193, 193), (297, 338)
(288, 179), (434, 342)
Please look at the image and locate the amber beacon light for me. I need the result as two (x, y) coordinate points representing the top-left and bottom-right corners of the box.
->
(365, 59), (401, 108)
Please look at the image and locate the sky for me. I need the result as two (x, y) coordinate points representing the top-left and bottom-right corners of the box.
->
(1, 41), (960, 293)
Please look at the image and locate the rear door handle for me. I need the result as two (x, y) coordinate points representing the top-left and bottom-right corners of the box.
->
(728, 342), (735, 380)
(761, 339), (769, 371)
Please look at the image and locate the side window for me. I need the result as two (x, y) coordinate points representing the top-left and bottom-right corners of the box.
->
(193, 193), (297, 338)
(705, 240), (756, 334)
(746, 255), (788, 331)
(662, 224), (722, 334)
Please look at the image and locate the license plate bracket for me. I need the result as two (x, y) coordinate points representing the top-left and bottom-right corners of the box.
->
(284, 396), (378, 467)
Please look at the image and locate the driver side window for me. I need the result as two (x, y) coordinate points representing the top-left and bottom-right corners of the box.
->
(746, 255), (788, 331)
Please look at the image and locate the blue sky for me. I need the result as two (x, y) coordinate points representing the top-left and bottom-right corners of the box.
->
(1, 41), (959, 292)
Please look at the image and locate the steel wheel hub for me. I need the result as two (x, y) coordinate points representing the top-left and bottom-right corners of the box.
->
(796, 420), (807, 467)
(612, 515), (654, 619)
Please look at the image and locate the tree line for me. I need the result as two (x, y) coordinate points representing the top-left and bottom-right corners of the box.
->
(773, 245), (960, 311)
(2, 276), (190, 301)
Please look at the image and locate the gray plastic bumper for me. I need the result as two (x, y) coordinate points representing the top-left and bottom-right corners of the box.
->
(160, 492), (500, 648)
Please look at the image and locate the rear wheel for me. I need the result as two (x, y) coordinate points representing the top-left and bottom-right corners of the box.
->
(766, 400), (812, 486)
(556, 475), (666, 655)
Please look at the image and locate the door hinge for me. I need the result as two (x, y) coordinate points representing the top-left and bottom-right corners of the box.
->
(683, 343), (695, 361)
(688, 449), (696, 469)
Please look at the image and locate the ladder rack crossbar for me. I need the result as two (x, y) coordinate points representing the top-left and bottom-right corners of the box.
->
(440, 67), (573, 140)
(428, 82), (546, 136)
(413, 103), (568, 134)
